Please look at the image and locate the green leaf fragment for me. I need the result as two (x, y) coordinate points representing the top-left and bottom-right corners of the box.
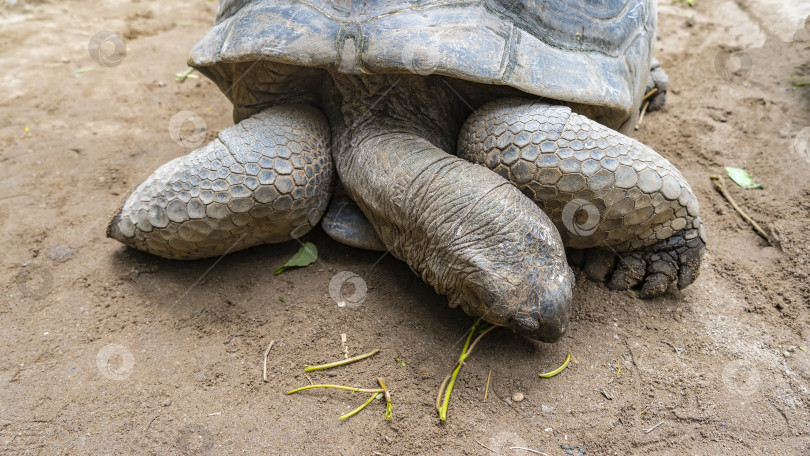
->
(395, 358), (406, 366)
(725, 167), (762, 189)
(175, 67), (198, 81)
(791, 76), (809, 88)
(279, 296), (288, 303)
(72, 67), (95, 77)
(274, 242), (318, 275)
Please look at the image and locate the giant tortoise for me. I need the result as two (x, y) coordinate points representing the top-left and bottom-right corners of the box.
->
(108, 0), (706, 342)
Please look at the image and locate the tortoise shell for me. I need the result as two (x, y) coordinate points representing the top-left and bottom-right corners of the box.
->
(188, 0), (656, 133)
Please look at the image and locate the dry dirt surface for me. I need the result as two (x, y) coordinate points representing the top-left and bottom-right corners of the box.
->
(1, 0), (809, 455)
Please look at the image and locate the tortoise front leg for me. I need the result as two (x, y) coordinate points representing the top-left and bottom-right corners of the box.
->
(457, 98), (706, 297)
(334, 123), (574, 342)
(108, 105), (333, 259)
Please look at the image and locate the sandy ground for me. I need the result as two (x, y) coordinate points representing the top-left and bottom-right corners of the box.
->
(1, 0), (809, 454)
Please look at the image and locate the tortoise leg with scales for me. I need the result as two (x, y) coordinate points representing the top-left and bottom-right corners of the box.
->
(107, 0), (705, 343)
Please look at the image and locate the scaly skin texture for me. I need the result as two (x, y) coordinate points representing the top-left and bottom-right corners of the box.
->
(327, 75), (574, 342)
(457, 98), (706, 296)
(108, 76), (705, 341)
(108, 105), (333, 259)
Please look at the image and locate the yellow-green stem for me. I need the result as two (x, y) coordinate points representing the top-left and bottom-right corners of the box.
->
(304, 349), (380, 372)
(377, 378), (393, 421)
(539, 352), (572, 378)
(286, 384), (385, 395)
(339, 393), (381, 420)
(438, 319), (496, 421)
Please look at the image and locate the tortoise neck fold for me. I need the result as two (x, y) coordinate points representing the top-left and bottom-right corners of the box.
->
(325, 72), (467, 156)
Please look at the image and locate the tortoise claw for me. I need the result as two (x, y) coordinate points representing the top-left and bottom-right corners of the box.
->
(583, 249), (616, 282)
(607, 254), (645, 291)
(578, 227), (706, 298)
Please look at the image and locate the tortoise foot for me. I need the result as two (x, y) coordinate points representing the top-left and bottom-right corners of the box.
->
(575, 226), (706, 297)
(645, 58), (669, 112)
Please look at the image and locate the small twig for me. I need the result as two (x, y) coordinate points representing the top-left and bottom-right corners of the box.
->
(286, 384), (385, 395)
(710, 175), (770, 242)
(207, 412), (221, 416)
(304, 349), (380, 372)
(643, 87), (659, 101)
(510, 447), (549, 455)
(484, 368), (492, 402)
(475, 440), (499, 453)
(645, 420), (665, 434)
(262, 340), (275, 382)
(466, 325), (497, 356)
(660, 340), (685, 355)
(635, 100), (651, 130)
(145, 414), (159, 432)
(539, 353), (572, 378)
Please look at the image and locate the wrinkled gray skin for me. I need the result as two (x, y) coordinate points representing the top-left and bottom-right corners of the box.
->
(107, 1), (706, 343)
(108, 72), (704, 342)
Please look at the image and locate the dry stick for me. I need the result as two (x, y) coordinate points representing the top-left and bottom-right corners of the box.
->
(509, 447), (549, 455)
(145, 414), (159, 432)
(635, 100), (651, 129)
(484, 368), (492, 402)
(304, 349), (380, 372)
(475, 440), (499, 453)
(262, 340), (275, 382)
(467, 325), (498, 356)
(710, 175), (770, 242)
(645, 420), (665, 434)
(643, 87), (659, 101)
